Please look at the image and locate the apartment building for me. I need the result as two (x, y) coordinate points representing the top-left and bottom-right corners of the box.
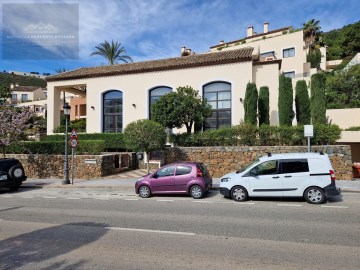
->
(209, 22), (326, 84)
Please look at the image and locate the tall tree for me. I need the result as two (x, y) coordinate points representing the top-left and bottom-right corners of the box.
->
(90, 40), (133, 65)
(295, 80), (311, 125)
(310, 73), (327, 124)
(124, 119), (167, 173)
(244, 82), (258, 125)
(0, 106), (32, 157)
(151, 86), (212, 134)
(303, 19), (321, 50)
(258, 86), (270, 125)
(278, 74), (294, 126)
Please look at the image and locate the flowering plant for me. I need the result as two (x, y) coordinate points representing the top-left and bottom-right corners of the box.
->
(353, 162), (360, 169)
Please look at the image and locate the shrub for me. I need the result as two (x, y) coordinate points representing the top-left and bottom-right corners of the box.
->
(244, 82), (258, 125)
(295, 80), (311, 125)
(258, 86), (270, 125)
(345, 126), (360, 131)
(53, 118), (86, 133)
(310, 73), (327, 124)
(7, 140), (105, 155)
(278, 74), (294, 126)
(41, 133), (125, 151)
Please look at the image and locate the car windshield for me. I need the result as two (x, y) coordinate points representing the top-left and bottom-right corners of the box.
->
(236, 159), (260, 173)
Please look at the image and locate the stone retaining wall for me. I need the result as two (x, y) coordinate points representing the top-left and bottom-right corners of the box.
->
(6, 154), (118, 179)
(163, 145), (353, 180)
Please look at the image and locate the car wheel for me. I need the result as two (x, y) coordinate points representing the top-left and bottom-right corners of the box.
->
(304, 187), (325, 204)
(190, 185), (204, 199)
(231, 186), (248, 202)
(138, 185), (151, 198)
(8, 165), (25, 180)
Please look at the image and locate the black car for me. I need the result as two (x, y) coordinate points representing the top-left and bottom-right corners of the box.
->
(0, 158), (27, 191)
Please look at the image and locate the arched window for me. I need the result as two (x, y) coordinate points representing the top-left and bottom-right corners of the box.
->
(149, 86), (172, 119)
(203, 82), (231, 130)
(103, 90), (123, 133)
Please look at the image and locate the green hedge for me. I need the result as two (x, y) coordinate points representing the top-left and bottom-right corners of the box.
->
(7, 140), (105, 155)
(40, 133), (125, 151)
(169, 124), (341, 146)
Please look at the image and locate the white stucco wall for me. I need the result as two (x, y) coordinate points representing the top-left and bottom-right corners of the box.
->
(47, 60), (281, 134)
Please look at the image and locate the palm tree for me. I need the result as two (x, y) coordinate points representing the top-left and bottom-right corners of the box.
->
(90, 40), (133, 65)
(303, 19), (321, 50)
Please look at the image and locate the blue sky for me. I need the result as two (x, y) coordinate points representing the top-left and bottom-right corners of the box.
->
(1, 0), (359, 75)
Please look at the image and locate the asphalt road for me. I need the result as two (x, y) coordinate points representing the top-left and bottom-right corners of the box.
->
(0, 188), (359, 269)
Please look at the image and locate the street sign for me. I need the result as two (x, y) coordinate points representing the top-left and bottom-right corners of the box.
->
(71, 129), (78, 138)
(70, 138), (78, 148)
(304, 125), (314, 137)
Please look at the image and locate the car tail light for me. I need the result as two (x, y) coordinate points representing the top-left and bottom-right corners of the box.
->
(197, 167), (203, 177)
(330, 170), (336, 182)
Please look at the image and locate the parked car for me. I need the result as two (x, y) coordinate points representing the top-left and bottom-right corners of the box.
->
(0, 158), (27, 191)
(219, 152), (340, 204)
(135, 162), (212, 199)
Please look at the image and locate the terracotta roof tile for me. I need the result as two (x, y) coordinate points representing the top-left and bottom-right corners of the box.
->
(12, 86), (40, 92)
(46, 47), (254, 82)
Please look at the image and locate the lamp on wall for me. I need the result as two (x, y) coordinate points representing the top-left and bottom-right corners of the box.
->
(91, 106), (95, 110)
(132, 104), (136, 108)
(240, 98), (243, 102)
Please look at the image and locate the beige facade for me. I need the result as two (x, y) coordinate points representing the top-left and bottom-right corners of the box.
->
(210, 23), (327, 85)
(46, 48), (281, 134)
(10, 85), (46, 104)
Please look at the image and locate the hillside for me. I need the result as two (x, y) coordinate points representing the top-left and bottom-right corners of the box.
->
(0, 72), (46, 89)
(321, 20), (360, 61)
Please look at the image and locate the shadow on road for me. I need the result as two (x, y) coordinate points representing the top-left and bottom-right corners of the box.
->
(0, 222), (109, 270)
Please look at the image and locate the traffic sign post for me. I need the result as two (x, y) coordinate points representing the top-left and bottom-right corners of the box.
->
(304, 125), (314, 152)
(69, 129), (78, 185)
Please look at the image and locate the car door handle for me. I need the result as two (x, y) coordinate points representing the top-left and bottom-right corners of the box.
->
(284, 175), (292, 178)
(272, 176), (280, 179)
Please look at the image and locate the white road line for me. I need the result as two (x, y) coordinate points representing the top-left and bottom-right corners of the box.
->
(235, 202), (255, 205)
(194, 201), (214, 203)
(277, 204), (302, 207)
(157, 199), (174, 202)
(42, 196), (57, 199)
(321, 205), (349, 209)
(106, 227), (195, 236)
(67, 198), (81, 200)
(1, 195), (14, 198)
(124, 198), (139, 201)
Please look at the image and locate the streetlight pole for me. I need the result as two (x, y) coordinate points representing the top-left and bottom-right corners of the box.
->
(63, 102), (71, 185)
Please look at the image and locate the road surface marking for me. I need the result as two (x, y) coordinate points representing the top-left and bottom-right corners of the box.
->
(1, 195), (14, 198)
(277, 204), (302, 207)
(194, 201), (214, 203)
(235, 202), (255, 205)
(67, 197), (81, 200)
(106, 227), (195, 236)
(124, 198), (139, 201)
(157, 199), (174, 202)
(321, 205), (348, 209)
(42, 196), (57, 199)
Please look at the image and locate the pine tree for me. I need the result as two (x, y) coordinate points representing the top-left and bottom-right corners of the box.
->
(258, 86), (270, 125)
(310, 73), (327, 124)
(278, 74), (294, 126)
(244, 82), (258, 125)
(295, 80), (311, 125)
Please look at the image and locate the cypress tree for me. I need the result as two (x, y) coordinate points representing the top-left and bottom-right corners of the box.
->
(258, 86), (270, 125)
(244, 82), (258, 125)
(310, 73), (327, 124)
(278, 74), (294, 126)
(295, 80), (311, 125)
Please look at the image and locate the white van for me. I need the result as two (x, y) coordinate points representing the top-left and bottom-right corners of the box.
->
(219, 152), (340, 204)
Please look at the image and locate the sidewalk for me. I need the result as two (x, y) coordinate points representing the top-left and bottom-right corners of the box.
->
(21, 169), (360, 193)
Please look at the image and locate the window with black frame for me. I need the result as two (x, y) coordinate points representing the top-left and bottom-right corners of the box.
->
(203, 82), (231, 130)
(103, 90), (123, 133)
(149, 86), (172, 119)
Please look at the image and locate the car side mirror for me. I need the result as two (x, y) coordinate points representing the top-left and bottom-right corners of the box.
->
(250, 168), (258, 176)
(152, 173), (158, 179)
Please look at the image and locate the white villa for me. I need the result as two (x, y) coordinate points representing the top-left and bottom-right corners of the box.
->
(45, 22), (360, 161)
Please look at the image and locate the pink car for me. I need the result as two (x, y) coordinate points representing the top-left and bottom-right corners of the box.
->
(135, 162), (213, 199)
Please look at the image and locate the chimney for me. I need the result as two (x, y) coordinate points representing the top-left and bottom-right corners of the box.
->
(181, 46), (186, 54)
(247, 26), (254, 37)
(15, 82), (19, 87)
(264, 22), (269, 33)
(186, 48), (192, 54)
(219, 40), (224, 45)
(10, 83), (14, 89)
